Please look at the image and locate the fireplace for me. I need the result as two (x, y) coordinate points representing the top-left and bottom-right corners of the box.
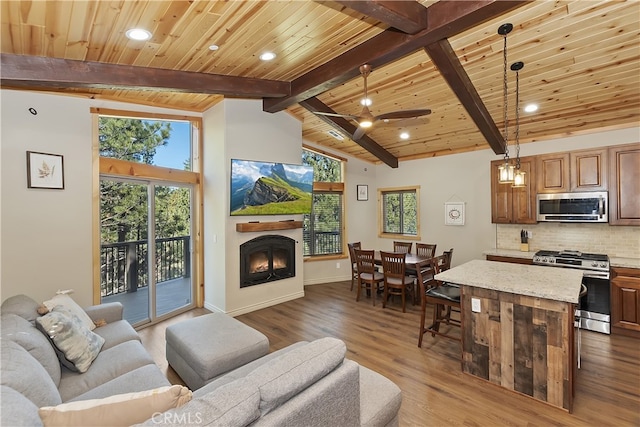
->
(240, 235), (295, 287)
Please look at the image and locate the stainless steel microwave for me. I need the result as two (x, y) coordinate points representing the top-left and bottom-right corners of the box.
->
(537, 191), (608, 223)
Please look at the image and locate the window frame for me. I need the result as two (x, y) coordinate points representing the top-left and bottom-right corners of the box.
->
(378, 185), (421, 240)
(91, 108), (204, 307)
(301, 147), (347, 261)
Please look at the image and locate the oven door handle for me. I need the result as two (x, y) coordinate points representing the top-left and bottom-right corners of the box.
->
(583, 271), (610, 280)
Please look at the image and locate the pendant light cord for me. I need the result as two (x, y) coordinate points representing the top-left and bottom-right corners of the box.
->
(502, 33), (509, 161)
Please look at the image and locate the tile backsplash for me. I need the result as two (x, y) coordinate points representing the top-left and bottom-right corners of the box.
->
(496, 223), (640, 258)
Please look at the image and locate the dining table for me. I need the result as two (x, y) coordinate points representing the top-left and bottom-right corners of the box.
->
(373, 251), (432, 269)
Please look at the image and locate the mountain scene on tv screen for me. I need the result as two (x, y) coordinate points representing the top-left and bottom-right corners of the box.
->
(231, 160), (314, 215)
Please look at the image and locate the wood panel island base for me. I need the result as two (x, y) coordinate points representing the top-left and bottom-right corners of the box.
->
(435, 260), (584, 412)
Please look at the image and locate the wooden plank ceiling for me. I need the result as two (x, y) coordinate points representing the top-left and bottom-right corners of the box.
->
(1, 0), (639, 166)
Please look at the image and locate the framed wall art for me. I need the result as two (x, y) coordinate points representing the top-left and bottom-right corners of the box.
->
(27, 151), (65, 189)
(445, 202), (465, 226)
(357, 185), (368, 201)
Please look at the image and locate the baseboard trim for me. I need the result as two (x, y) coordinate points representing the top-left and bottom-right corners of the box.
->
(203, 290), (305, 317)
(304, 275), (351, 285)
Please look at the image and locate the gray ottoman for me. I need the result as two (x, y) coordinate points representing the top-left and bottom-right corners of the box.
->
(166, 313), (269, 390)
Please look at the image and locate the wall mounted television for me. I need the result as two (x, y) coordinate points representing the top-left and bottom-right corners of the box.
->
(230, 159), (314, 216)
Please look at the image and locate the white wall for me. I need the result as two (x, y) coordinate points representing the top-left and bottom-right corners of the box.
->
(202, 99), (306, 315)
(0, 89), (201, 306)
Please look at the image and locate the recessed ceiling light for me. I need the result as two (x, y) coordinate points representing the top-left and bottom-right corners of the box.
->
(259, 52), (276, 61)
(125, 28), (152, 41)
(360, 98), (372, 106)
(400, 132), (410, 140)
(209, 44), (219, 51)
(524, 103), (538, 113)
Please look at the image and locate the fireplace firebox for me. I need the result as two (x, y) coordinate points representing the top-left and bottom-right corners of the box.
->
(240, 235), (295, 287)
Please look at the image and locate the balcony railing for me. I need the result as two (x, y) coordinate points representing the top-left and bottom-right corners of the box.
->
(303, 230), (342, 256)
(100, 236), (190, 297)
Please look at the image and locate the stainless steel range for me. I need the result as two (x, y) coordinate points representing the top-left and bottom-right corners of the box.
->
(533, 250), (610, 334)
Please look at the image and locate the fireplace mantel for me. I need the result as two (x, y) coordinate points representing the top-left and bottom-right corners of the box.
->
(236, 221), (303, 232)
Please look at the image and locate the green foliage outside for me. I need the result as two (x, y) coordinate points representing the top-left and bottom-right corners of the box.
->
(383, 190), (417, 235)
(99, 117), (191, 244)
(302, 150), (343, 256)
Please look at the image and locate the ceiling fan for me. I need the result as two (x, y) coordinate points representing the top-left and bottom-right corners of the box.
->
(313, 64), (432, 140)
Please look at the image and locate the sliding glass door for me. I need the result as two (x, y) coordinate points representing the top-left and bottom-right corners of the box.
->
(99, 178), (194, 325)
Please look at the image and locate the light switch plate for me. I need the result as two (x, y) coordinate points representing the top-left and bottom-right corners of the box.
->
(471, 297), (481, 313)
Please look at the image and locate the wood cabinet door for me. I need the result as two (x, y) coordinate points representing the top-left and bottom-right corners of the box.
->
(570, 148), (607, 191)
(491, 160), (512, 223)
(537, 153), (569, 193)
(611, 269), (640, 335)
(609, 143), (640, 225)
(511, 159), (537, 224)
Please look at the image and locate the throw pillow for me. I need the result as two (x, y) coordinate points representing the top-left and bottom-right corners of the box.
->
(43, 293), (96, 331)
(36, 306), (105, 373)
(38, 385), (192, 427)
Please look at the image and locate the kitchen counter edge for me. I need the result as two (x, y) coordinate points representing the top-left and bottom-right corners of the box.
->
(483, 249), (640, 269)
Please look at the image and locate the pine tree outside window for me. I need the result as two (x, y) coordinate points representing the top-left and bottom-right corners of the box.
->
(302, 149), (345, 257)
(379, 187), (420, 239)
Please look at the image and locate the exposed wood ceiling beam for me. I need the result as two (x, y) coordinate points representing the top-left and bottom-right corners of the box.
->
(0, 54), (290, 98)
(264, 0), (529, 113)
(424, 39), (505, 154)
(333, 1), (428, 34)
(300, 97), (398, 168)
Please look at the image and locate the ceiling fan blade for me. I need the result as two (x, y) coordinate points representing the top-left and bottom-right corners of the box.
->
(313, 111), (360, 119)
(375, 109), (432, 121)
(352, 126), (368, 141)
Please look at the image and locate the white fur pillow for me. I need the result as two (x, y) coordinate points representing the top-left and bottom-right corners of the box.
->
(38, 385), (192, 427)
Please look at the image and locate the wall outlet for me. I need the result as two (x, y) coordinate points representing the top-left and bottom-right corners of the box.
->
(336, 262), (340, 269)
(471, 297), (481, 313)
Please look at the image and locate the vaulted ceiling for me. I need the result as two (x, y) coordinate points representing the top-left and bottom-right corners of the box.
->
(2, 1), (639, 167)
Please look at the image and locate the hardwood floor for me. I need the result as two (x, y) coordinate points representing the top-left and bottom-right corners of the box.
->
(137, 281), (640, 426)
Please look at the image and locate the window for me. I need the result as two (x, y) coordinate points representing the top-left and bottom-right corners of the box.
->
(379, 186), (420, 238)
(93, 108), (202, 325)
(302, 149), (345, 257)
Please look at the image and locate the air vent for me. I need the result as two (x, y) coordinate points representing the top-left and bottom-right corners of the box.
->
(327, 130), (344, 140)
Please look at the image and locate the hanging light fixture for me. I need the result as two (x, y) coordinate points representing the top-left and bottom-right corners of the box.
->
(511, 61), (526, 188)
(497, 23), (514, 184)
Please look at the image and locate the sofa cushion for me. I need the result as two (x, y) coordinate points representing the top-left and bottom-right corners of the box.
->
(38, 385), (191, 427)
(36, 306), (105, 373)
(136, 377), (261, 427)
(1, 313), (61, 386)
(58, 340), (155, 402)
(1, 385), (43, 427)
(0, 340), (62, 407)
(359, 365), (402, 427)
(246, 337), (346, 415)
(1, 294), (40, 325)
(92, 319), (140, 351)
(68, 365), (170, 402)
(43, 293), (97, 331)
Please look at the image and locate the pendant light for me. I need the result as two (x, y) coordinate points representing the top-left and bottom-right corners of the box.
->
(511, 61), (526, 188)
(497, 23), (514, 184)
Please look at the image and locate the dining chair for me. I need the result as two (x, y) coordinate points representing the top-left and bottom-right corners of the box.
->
(355, 249), (384, 306)
(348, 242), (362, 291)
(416, 243), (437, 258)
(393, 241), (413, 254)
(380, 251), (415, 313)
(418, 254), (461, 347)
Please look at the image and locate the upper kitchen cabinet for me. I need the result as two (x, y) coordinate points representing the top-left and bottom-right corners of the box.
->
(536, 153), (570, 193)
(491, 157), (536, 224)
(570, 148), (608, 192)
(537, 148), (608, 193)
(609, 143), (640, 225)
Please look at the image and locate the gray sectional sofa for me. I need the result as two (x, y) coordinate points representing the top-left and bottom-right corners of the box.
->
(1, 294), (401, 426)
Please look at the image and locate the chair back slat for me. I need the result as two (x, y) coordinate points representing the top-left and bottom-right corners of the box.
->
(354, 249), (376, 274)
(393, 241), (413, 254)
(348, 242), (361, 265)
(381, 251), (406, 278)
(416, 243), (437, 258)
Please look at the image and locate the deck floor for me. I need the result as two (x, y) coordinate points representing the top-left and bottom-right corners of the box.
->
(102, 277), (192, 324)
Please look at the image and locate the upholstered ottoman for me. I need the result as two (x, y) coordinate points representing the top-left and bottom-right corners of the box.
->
(166, 313), (269, 390)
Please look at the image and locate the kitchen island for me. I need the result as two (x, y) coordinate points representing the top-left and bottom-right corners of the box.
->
(435, 259), (584, 412)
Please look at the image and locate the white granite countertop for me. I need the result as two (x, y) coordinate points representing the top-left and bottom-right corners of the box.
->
(435, 259), (584, 303)
(610, 257), (640, 269)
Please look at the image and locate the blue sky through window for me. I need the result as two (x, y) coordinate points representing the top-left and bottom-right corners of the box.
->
(152, 120), (191, 170)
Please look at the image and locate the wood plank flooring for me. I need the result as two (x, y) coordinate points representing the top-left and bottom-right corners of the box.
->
(137, 281), (640, 426)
